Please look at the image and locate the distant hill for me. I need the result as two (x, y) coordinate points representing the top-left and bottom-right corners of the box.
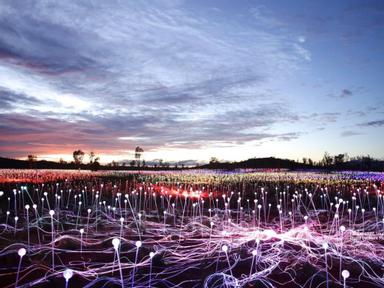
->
(0, 157), (28, 169)
(199, 156), (384, 171)
(198, 157), (308, 170)
(0, 157), (79, 169)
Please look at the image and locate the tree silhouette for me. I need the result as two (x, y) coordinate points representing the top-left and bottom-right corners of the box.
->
(89, 151), (95, 163)
(334, 154), (345, 167)
(135, 146), (144, 167)
(322, 152), (333, 167)
(209, 157), (219, 164)
(73, 150), (85, 166)
(88, 151), (100, 171)
(27, 154), (37, 168)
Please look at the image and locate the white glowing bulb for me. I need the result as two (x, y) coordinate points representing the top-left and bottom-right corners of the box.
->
(25, 204), (30, 210)
(222, 245), (228, 253)
(252, 250), (257, 256)
(87, 209), (91, 213)
(112, 238), (120, 250)
(18, 248), (26, 257)
(79, 228), (84, 234)
(63, 268), (73, 281)
(136, 240), (142, 248)
(49, 210), (55, 216)
(322, 242), (329, 250)
(149, 252), (155, 259)
(340, 225), (346, 232)
(342, 269), (350, 279)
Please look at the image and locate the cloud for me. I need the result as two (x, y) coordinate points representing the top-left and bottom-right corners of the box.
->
(358, 119), (384, 127)
(298, 36), (306, 43)
(0, 0), (313, 159)
(303, 112), (340, 124)
(341, 130), (362, 137)
(294, 44), (311, 61)
(340, 89), (353, 98)
(0, 87), (42, 110)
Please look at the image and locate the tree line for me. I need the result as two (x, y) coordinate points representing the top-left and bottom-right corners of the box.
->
(21, 150), (384, 171)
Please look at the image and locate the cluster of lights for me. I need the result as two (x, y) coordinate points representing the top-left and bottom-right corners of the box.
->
(0, 169), (383, 287)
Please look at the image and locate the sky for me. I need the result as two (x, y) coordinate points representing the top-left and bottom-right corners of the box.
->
(0, 0), (383, 164)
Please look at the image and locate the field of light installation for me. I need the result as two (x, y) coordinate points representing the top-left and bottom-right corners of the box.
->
(0, 169), (384, 288)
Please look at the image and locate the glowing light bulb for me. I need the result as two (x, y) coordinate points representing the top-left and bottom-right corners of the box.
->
(63, 268), (73, 281)
(18, 248), (26, 257)
(222, 245), (228, 253)
(136, 240), (142, 248)
(342, 270), (350, 279)
(112, 238), (120, 250)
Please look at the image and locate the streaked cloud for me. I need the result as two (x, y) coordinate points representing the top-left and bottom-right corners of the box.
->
(359, 120), (384, 127)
